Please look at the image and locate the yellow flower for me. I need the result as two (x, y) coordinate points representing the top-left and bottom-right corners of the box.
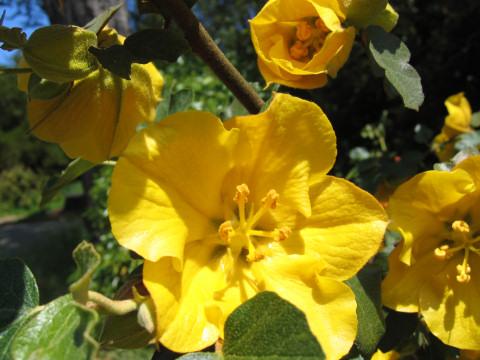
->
(432, 92), (473, 162)
(382, 155), (480, 350)
(249, 0), (356, 89)
(18, 27), (164, 163)
(108, 93), (388, 359)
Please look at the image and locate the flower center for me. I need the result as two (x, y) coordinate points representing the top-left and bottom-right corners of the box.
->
(289, 18), (331, 62)
(218, 184), (291, 263)
(434, 220), (480, 283)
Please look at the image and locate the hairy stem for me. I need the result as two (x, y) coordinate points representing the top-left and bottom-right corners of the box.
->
(152, 0), (265, 114)
(87, 290), (138, 316)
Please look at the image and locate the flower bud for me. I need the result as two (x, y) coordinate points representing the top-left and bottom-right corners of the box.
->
(342, 0), (392, 29)
(22, 25), (99, 83)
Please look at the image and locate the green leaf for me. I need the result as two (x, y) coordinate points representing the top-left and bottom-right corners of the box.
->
(11, 294), (99, 360)
(0, 259), (39, 329)
(27, 73), (71, 101)
(180, 292), (325, 359)
(41, 157), (96, 207)
(70, 241), (101, 305)
(366, 25), (424, 111)
(169, 89), (194, 114)
(224, 97), (250, 119)
(470, 111), (480, 128)
(454, 132), (480, 151)
(89, 28), (189, 80)
(0, 311), (40, 360)
(344, 265), (385, 359)
(413, 124), (433, 144)
(0, 26), (27, 51)
(83, 4), (124, 35)
(343, 0), (387, 29)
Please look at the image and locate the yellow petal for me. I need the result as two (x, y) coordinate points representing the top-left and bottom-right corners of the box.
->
(108, 111), (244, 263)
(143, 240), (223, 352)
(381, 238), (447, 312)
(291, 176), (387, 281)
(224, 93), (336, 218)
(387, 168), (476, 265)
(420, 258), (480, 350)
(444, 92), (472, 133)
(253, 256), (357, 360)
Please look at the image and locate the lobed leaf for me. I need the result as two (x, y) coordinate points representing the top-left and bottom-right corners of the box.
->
(0, 26), (27, 51)
(366, 25), (424, 111)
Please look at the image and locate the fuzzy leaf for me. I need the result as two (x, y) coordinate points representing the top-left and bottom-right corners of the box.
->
(83, 4), (124, 35)
(11, 294), (99, 360)
(0, 26), (27, 51)
(344, 265), (385, 358)
(367, 25), (424, 110)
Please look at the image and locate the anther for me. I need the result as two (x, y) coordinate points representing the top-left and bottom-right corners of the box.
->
(289, 41), (309, 60)
(234, 184), (250, 204)
(296, 21), (312, 41)
(452, 220), (470, 233)
(274, 226), (292, 242)
(262, 189), (279, 209)
(219, 221), (233, 242)
(434, 245), (452, 260)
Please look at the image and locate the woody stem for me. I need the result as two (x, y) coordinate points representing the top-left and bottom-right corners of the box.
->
(151, 0), (265, 114)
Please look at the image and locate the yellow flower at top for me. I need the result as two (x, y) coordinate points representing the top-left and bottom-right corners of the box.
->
(18, 27), (164, 163)
(250, 0), (356, 89)
(432, 92), (473, 162)
(382, 155), (480, 350)
(108, 93), (388, 359)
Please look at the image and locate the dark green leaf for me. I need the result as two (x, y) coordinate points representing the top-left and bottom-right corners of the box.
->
(367, 25), (424, 111)
(83, 4), (124, 35)
(223, 291), (325, 358)
(89, 45), (135, 80)
(41, 158), (96, 207)
(70, 241), (101, 305)
(344, 0), (387, 29)
(0, 26), (27, 51)
(0, 259), (39, 330)
(0, 10), (5, 26)
(344, 265), (385, 359)
(169, 89), (194, 114)
(11, 294), (99, 360)
(178, 292), (324, 360)
(124, 28), (189, 64)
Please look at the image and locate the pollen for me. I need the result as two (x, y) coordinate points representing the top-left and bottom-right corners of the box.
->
(435, 219), (480, 283)
(289, 17), (331, 62)
(219, 185), (291, 263)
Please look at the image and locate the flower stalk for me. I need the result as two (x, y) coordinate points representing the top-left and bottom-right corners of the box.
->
(151, 0), (265, 114)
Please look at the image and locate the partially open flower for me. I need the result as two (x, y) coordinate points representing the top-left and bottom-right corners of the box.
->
(18, 27), (163, 163)
(250, 0), (356, 89)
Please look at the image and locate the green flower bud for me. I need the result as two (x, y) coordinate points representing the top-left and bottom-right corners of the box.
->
(22, 25), (99, 83)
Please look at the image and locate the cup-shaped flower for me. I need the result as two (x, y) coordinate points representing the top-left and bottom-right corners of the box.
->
(382, 155), (480, 350)
(108, 93), (388, 359)
(432, 92), (473, 162)
(18, 27), (164, 163)
(250, 0), (356, 89)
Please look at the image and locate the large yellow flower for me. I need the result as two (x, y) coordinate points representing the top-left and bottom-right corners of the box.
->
(18, 27), (164, 163)
(108, 93), (388, 359)
(250, 0), (356, 89)
(382, 155), (480, 350)
(432, 92), (473, 162)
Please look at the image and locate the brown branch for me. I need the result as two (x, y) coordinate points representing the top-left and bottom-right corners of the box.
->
(152, 0), (265, 114)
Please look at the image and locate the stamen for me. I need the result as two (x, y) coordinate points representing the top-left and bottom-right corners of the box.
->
(434, 245), (454, 260)
(296, 21), (312, 41)
(219, 221), (233, 243)
(274, 226), (292, 242)
(289, 40), (309, 60)
(234, 184), (249, 229)
(452, 220), (470, 233)
(262, 189), (279, 209)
